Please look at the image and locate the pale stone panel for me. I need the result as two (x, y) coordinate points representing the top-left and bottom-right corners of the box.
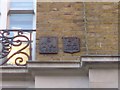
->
(0, 76), (2, 90)
(2, 81), (34, 88)
(90, 82), (118, 88)
(89, 69), (118, 88)
(35, 75), (89, 88)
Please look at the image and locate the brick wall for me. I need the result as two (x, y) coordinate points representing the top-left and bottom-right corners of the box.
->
(36, 2), (118, 61)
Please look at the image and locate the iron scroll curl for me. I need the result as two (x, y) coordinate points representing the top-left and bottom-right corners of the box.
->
(0, 30), (34, 66)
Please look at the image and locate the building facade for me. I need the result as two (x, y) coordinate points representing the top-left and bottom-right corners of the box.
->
(0, 0), (119, 89)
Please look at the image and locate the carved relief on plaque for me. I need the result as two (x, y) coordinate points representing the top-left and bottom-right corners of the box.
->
(39, 37), (58, 54)
(63, 37), (80, 53)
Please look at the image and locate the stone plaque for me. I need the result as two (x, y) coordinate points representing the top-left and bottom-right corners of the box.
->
(39, 37), (58, 54)
(63, 37), (80, 53)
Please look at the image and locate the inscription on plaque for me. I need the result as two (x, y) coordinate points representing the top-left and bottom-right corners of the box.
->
(39, 37), (58, 54)
(63, 37), (80, 53)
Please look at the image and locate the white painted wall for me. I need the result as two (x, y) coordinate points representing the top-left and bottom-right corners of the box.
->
(89, 69), (118, 88)
(1, 68), (119, 88)
(0, 75), (2, 90)
(0, 0), (9, 29)
(0, 0), (36, 29)
(35, 75), (89, 88)
(2, 80), (35, 88)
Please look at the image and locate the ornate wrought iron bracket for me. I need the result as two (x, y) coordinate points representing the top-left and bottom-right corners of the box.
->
(0, 30), (35, 66)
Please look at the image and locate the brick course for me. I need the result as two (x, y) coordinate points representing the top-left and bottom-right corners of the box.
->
(36, 2), (118, 60)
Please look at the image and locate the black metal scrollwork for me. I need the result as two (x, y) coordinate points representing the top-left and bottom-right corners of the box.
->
(0, 31), (11, 59)
(0, 30), (35, 66)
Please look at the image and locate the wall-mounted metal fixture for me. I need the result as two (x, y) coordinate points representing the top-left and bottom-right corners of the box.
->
(39, 37), (58, 54)
(63, 37), (80, 53)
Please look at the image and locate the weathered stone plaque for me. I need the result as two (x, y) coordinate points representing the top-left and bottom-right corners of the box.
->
(39, 37), (58, 54)
(63, 37), (80, 53)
